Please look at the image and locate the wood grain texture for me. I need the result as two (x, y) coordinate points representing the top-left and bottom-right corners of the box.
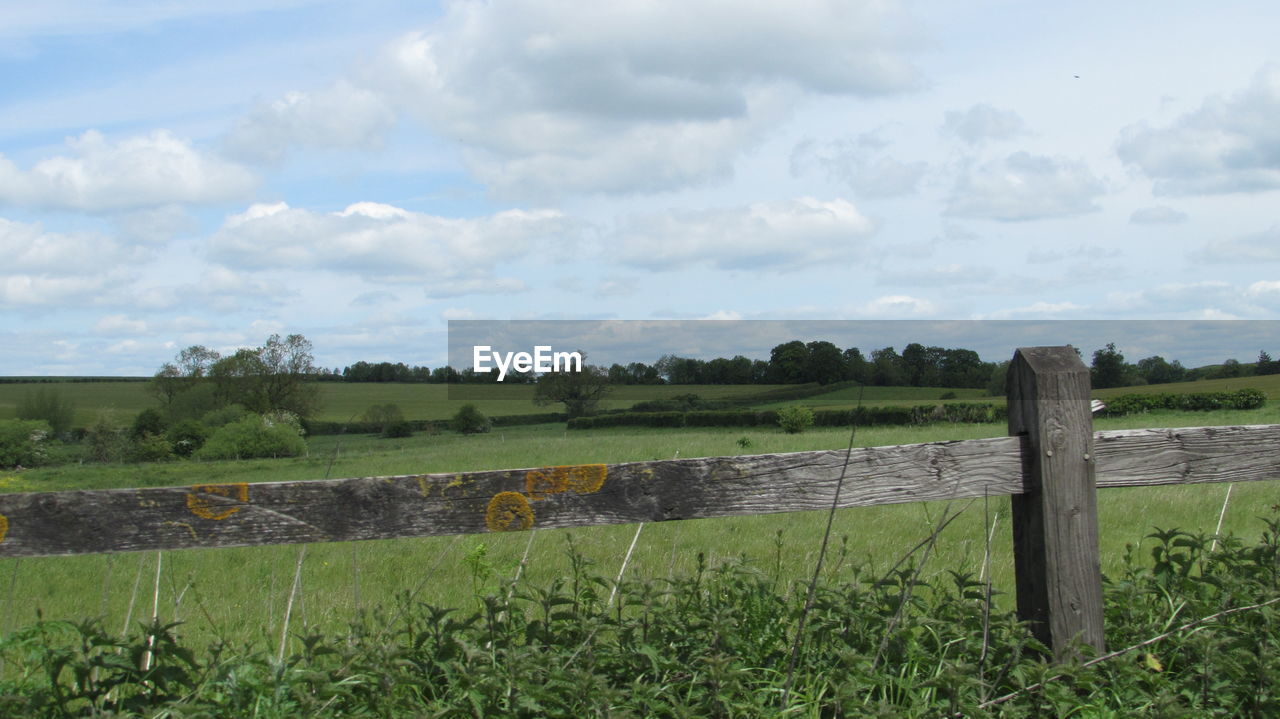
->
(0, 437), (1024, 558)
(1007, 346), (1106, 658)
(1093, 424), (1280, 488)
(0, 424), (1277, 560)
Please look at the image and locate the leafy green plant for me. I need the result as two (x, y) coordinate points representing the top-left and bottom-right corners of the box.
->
(16, 386), (75, 436)
(165, 419), (210, 457)
(776, 405), (815, 433)
(0, 419), (51, 468)
(194, 414), (307, 460)
(450, 403), (492, 434)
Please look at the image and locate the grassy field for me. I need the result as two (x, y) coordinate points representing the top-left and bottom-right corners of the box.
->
(0, 381), (793, 426)
(3, 402), (1279, 656)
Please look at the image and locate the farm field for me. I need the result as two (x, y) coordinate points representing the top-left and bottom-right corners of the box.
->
(3, 402), (1279, 656)
(0, 381), (794, 426)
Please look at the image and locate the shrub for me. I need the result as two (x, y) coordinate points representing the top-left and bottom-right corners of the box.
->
(194, 414), (307, 460)
(85, 412), (130, 463)
(450, 404), (492, 434)
(777, 405), (815, 434)
(363, 403), (406, 435)
(0, 419), (51, 468)
(382, 420), (414, 438)
(131, 408), (166, 439)
(130, 433), (174, 462)
(201, 405), (249, 429)
(16, 387), (74, 436)
(165, 419), (209, 457)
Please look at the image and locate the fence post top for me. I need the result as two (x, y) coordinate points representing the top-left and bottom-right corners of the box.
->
(1011, 346), (1087, 375)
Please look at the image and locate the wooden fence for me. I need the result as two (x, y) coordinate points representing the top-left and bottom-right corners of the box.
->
(1, 346), (1278, 659)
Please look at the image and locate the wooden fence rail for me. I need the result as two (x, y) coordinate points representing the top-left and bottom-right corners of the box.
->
(1, 347), (1278, 659)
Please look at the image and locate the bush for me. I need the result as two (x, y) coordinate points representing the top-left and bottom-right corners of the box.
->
(363, 403), (406, 435)
(777, 405), (815, 434)
(382, 420), (414, 438)
(450, 404), (492, 434)
(1101, 389), (1268, 416)
(131, 408), (166, 439)
(16, 387), (74, 436)
(166, 420), (209, 457)
(201, 405), (249, 429)
(85, 412), (130, 463)
(0, 419), (52, 468)
(130, 433), (174, 462)
(194, 414), (307, 460)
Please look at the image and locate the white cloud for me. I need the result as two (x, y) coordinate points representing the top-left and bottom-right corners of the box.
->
(93, 314), (149, 334)
(941, 103), (1028, 145)
(794, 132), (926, 197)
(209, 201), (574, 294)
(1117, 64), (1280, 195)
(594, 277), (639, 298)
(0, 217), (139, 308)
(224, 79), (397, 163)
(1129, 205), (1188, 224)
(1104, 281), (1272, 317)
(1194, 226), (1280, 263)
(857, 294), (940, 317)
(611, 197), (875, 271)
(370, 0), (921, 197)
(975, 301), (1087, 320)
(0, 130), (256, 211)
(945, 152), (1106, 221)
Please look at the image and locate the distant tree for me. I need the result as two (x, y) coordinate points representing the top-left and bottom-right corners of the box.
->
(209, 334), (320, 418)
(1090, 343), (1129, 389)
(16, 386), (75, 436)
(804, 341), (846, 385)
(1136, 355), (1186, 385)
(533, 353), (610, 419)
(450, 403), (492, 434)
(843, 348), (870, 384)
(870, 347), (906, 386)
(986, 360), (1010, 397)
(1216, 358), (1243, 379)
(1257, 350), (1279, 376)
(768, 341), (809, 384)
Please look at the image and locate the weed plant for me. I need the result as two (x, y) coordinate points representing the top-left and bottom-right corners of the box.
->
(4, 513), (1280, 717)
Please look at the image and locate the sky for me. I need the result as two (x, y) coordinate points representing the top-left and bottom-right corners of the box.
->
(2, 0), (1279, 376)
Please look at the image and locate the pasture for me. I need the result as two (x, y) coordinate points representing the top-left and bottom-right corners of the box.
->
(4, 402), (1280, 656)
(0, 381), (793, 427)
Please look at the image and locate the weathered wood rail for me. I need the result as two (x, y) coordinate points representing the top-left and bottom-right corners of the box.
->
(1, 347), (1277, 659)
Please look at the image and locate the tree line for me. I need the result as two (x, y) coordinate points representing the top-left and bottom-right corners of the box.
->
(321, 341), (1280, 390)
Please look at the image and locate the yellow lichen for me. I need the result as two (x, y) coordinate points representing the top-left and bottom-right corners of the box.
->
(485, 492), (534, 532)
(186, 483), (250, 520)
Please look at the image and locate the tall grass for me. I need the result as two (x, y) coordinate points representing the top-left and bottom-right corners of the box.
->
(3, 405), (1279, 656)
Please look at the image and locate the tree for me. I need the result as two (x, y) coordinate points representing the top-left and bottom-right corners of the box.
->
(1258, 350), (1278, 376)
(16, 386), (75, 436)
(153, 334), (320, 421)
(533, 353), (610, 419)
(209, 334), (320, 418)
(1090, 343), (1129, 389)
(1136, 355), (1185, 385)
(768, 341), (809, 384)
(804, 341), (846, 385)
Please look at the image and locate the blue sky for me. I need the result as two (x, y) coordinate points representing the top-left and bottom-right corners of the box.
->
(2, 0), (1278, 375)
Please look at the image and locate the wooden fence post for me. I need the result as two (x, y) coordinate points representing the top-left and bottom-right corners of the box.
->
(1007, 346), (1106, 660)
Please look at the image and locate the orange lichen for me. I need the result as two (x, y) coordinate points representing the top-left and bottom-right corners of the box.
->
(565, 464), (607, 494)
(524, 464), (607, 500)
(186, 483), (250, 520)
(485, 491), (534, 532)
(524, 468), (569, 500)
(0, 513), (7, 543)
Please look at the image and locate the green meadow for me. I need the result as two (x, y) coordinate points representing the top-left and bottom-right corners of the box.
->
(3, 399), (1279, 655)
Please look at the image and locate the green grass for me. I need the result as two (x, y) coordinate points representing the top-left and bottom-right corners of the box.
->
(3, 403), (1279, 655)
(1093, 371), (1280, 399)
(0, 381), (792, 425)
